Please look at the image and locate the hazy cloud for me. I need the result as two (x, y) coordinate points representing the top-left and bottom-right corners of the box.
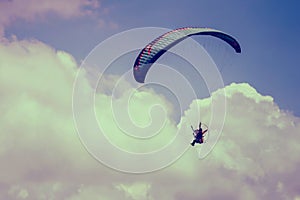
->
(0, 0), (100, 37)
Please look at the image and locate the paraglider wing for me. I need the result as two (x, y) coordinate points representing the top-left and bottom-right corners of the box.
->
(133, 27), (241, 83)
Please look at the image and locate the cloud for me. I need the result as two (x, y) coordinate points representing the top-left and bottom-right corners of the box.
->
(164, 82), (300, 199)
(1, 37), (300, 199)
(116, 182), (152, 200)
(0, 38), (83, 183)
(0, 0), (100, 37)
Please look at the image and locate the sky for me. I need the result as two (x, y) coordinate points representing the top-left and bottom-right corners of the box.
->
(1, 0), (300, 199)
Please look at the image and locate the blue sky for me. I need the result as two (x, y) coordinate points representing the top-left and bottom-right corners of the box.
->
(5, 0), (300, 116)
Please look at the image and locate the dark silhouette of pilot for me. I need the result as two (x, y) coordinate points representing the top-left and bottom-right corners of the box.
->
(191, 122), (208, 146)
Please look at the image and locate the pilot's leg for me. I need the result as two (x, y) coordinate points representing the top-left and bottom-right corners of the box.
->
(190, 140), (196, 146)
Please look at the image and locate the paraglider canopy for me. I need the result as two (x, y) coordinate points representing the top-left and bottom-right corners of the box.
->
(133, 27), (241, 83)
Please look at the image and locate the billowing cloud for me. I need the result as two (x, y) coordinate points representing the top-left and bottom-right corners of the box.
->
(0, 0), (100, 37)
(1, 37), (300, 199)
(116, 182), (152, 200)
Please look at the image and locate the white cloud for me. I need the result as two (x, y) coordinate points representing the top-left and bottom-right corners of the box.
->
(116, 182), (152, 200)
(1, 36), (300, 199)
